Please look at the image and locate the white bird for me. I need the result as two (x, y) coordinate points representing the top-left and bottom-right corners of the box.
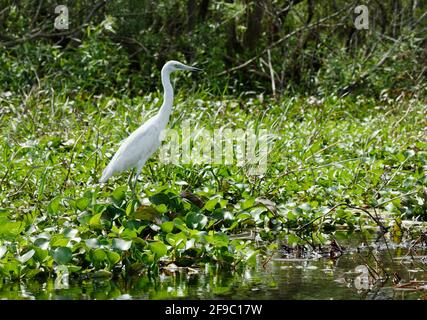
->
(100, 60), (201, 191)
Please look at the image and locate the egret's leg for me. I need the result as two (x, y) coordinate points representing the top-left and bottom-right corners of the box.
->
(133, 167), (142, 192)
(128, 168), (135, 193)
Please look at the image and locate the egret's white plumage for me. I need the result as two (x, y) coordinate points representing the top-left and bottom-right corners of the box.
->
(100, 60), (201, 185)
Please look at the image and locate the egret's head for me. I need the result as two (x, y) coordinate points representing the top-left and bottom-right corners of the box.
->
(163, 60), (202, 74)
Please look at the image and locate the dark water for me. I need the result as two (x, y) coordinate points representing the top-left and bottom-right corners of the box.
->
(1, 234), (426, 300)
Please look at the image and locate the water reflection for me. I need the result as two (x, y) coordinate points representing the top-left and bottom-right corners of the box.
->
(1, 233), (426, 300)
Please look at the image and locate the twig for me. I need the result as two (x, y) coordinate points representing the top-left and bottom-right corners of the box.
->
(267, 49), (276, 98)
(217, 5), (350, 76)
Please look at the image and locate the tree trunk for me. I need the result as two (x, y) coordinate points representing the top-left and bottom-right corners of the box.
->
(187, 0), (197, 31)
(199, 0), (209, 21)
(243, 0), (265, 51)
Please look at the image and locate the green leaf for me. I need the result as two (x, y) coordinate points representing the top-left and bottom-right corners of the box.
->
(112, 238), (132, 251)
(33, 247), (48, 262)
(92, 248), (107, 262)
(213, 233), (229, 248)
(241, 198), (255, 210)
(173, 218), (189, 232)
(203, 197), (219, 211)
(112, 186), (127, 204)
(17, 249), (35, 263)
(0, 246), (6, 259)
(165, 232), (187, 248)
(50, 235), (69, 248)
(186, 212), (208, 229)
(107, 251), (121, 265)
(287, 234), (300, 245)
(161, 221), (174, 233)
(47, 197), (62, 215)
(52, 247), (72, 265)
(131, 205), (159, 221)
(149, 193), (170, 205)
(0, 217), (24, 239)
(149, 241), (168, 259)
(76, 197), (90, 211)
(85, 238), (100, 249)
(89, 213), (103, 229)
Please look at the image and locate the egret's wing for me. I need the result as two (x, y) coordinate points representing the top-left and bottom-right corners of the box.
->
(100, 116), (160, 182)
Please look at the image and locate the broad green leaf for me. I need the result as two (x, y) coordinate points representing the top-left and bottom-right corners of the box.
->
(76, 197), (90, 211)
(17, 249), (35, 263)
(149, 241), (168, 259)
(213, 233), (229, 248)
(203, 197), (219, 211)
(107, 251), (121, 265)
(34, 237), (50, 250)
(149, 193), (170, 205)
(186, 212), (208, 229)
(0, 246), (6, 259)
(0, 218), (24, 239)
(85, 238), (100, 249)
(161, 221), (174, 233)
(92, 248), (107, 262)
(165, 232), (187, 248)
(131, 205), (159, 221)
(112, 238), (132, 251)
(89, 213), (103, 229)
(47, 197), (62, 215)
(52, 247), (72, 265)
(112, 186), (127, 204)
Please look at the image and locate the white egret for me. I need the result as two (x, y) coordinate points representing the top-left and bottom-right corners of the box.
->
(100, 60), (201, 192)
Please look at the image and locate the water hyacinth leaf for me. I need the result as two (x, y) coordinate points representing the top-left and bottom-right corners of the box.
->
(203, 197), (219, 211)
(85, 238), (100, 249)
(34, 237), (50, 250)
(236, 212), (251, 221)
(107, 251), (121, 265)
(112, 186), (127, 204)
(149, 241), (168, 259)
(186, 212), (208, 229)
(63, 228), (79, 239)
(52, 247), (72, 265)
(149, 193), (170, 206)
(92, 248), (107, 262)
(47, 196), (62, 215)
(245, 249), (259, 266)
(50, 235), (69, 247)
(287, 234), (300, 245)
(166, 232), (187, 247)
(112, 238), (132, 251)
(76, 197), (90, 211)
(93, 270), (112, 279)
(89, 213), (103, 229)
(173, 218), (189, 232)
(131, 205), (159, 221)
(17, 249), (35, 263)
(213, 233), (229, 248)
(120, 228), (138, 239)
(0, 246), (6, 259)
(161, 221), (174, 233)
(33, 247), (48, 262)
(241, 198), (255, 210)
(0, 218), (24, 239)
(126, 200), (139, 216)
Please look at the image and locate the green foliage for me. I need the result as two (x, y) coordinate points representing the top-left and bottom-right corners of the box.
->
(0, 0), (426, 288)
(0, 89), (426, 281)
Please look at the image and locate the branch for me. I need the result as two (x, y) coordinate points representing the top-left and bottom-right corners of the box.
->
(0, 0), (109, 48)
(216, 4), (352, 77)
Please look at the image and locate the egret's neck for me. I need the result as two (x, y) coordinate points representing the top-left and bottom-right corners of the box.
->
(158, 69), (174, 126)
